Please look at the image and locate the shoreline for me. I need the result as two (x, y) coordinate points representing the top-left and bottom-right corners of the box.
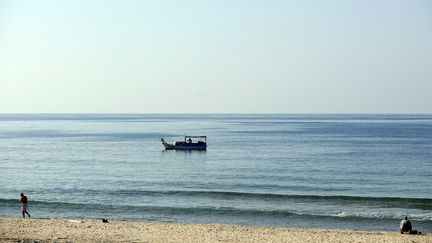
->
(1, 217), (430, 243)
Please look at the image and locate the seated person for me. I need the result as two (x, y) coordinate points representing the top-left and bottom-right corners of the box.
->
(400, 216), (421, 234)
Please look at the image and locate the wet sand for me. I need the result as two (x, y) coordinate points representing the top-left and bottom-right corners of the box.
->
(0, 217), (430, 243)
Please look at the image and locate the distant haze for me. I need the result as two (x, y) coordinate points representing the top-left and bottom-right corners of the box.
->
(1, 0), (431, 113)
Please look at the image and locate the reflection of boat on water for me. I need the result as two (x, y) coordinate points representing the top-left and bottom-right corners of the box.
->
(160, 136), (207, 150)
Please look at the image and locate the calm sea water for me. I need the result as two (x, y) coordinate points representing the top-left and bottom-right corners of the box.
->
(0, 114), (431, 232)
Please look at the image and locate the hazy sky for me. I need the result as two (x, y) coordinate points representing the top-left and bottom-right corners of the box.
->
(1, 0), (431, 113)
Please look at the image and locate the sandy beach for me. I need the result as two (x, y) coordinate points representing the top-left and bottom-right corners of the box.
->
(0, 217), (429, 243)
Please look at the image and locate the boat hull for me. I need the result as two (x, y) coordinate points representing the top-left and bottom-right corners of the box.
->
(161, 138), (207, 150)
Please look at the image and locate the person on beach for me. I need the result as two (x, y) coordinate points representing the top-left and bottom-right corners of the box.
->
(400, 216), (421, 234)
(20, 193), (31, 218)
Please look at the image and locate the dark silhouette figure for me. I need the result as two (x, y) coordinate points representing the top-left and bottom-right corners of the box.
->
(400, 216), (421, 234)
(20, 193), (31, 218)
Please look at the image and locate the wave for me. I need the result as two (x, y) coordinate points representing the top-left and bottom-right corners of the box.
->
(6, 189), (431, 210)
(1, 197), (431, 222)
(4, 189), (431, 210)
(92, 190), (432, 210)
(2, 190), (432, 220)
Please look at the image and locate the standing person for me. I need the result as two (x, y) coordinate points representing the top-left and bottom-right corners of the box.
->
(20, 193), (31, 218)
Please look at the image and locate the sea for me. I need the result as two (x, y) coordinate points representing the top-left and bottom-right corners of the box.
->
(0, 114), (431, 232)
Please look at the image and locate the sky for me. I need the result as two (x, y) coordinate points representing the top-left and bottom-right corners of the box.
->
(0, 0), (431, 113)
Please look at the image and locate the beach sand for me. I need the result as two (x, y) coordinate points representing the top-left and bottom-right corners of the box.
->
(0, 217), (430, 243)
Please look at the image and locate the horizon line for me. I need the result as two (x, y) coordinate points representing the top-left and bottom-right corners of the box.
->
(1, 112), (432, 115)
